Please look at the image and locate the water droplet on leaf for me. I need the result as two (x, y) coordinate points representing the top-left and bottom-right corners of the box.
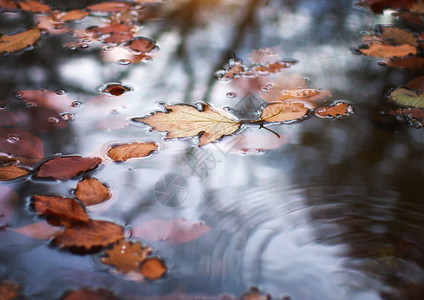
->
(226, 92), (237, 98)
(60, 112), (75, 121)
(7, 134), (21, 143)
(71, 101), (82, 108)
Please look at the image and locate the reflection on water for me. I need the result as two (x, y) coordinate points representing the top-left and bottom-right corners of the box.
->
(1, 0), (424, 299)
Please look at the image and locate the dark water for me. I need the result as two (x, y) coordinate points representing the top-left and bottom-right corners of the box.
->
(1, 0), (424, 299)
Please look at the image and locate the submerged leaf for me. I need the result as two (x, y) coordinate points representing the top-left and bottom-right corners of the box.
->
(36, 156), (102, 180)
(107, 142), (158, 162)
(13, 221), (63, 240)
(133, 218), (211, 244)
(100, 240), (152, 273)
(257, 101), (311, 123)
(52, 220), (124, 250)
(0, 27), (41, 53)
(0, 127), (44, 160)
(0, 165), (30, 181)
(388, 88), (424, 108)
(127, 37), (155, 53)
(132, 104), (242, 146)
(75, 178), (111, 206)
(31, 195), (89, 224)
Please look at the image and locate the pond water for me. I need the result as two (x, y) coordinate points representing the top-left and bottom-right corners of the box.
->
(1, 0), (424, 299)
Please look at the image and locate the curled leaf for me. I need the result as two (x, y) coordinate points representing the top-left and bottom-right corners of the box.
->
(388, 88), (424, 108)
(314, 101), (354, 119)
(35, 156), (103, 180)
(107, 142), (158, 162)
(257, 101), (311, 123)
(132, 103), (242, 146)
(0, 165), (30, 181)
(52, 220), (124, 250)
(31, 195), (89, 224)
(13, 221), (63, 240)
(0, 27), (41, 53)
(75, 178), (111, 206)
(100, 240), (152, 273)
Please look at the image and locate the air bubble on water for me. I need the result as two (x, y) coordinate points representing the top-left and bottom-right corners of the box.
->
(257, 70), (270, 76)
(260, 86), (270, 92)
(226, 92), (237, 98)
(103, 45), (114, 51)
(396, 115), (407, 122)
(80, 43), (89, 49)
(69, 46), (77, 51)
(0, 104), (7, 110)
(55, 89), (66, 95)
(142, 57), (153, 63)
(13, 91), (23, 99)
(54, 24), (65, 30)
(71, 101), (82, 108)
(350, 48), (362, 56)
(223, 106), (234, 113)
(409, 119), (423, 128)
(117, 59), (131, 65)
(60, 112), (75, 121)
(266, 83), (274, 88)
(47, 117), (59, 123)
(26, 102), (37, 108)
(7, 134), (21, 143)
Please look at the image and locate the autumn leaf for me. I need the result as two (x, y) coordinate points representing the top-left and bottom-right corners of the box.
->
(0, 127), (44, 161)
(0, 27), (41, 53)
(0, 281), (20, 300)
(140, 257), (167, 280)
(314, 101), (354, 119)
(61, 288), (118, 300)
(18, 0), (51, 13)
(388, 107), (424, 120)
(252, 61), (297, 74)
(0, 184), (17, 227)
(52, 220), (124, 250)
(100, 240), (152, 273)
(276, 88), (332, 105)
(107, 142), (158, 162)
(35, 156), (103, 180)
(133, 218), (211, 244)
(75, 178), (111, 206)
(385, 56), (424, 69)
(31, 195), (90, 225)
(0, 104), (16, 126)
(0, 0), (18, 10)
(256, 101), (311, 123)
(379, 26), (418, 46)
(15, 107), (68, 134)
(132, 103), (242, 146)
(127, 37), (156, 53)
(13, 221), (63, 240)
(357, 0), (416, 13)
(16, 89), (74, 112)
(360, 43), (417, 58)
(52, 10), (90, 22)
(388, 88), (424, 108)
(0, 165), (30, 181)
(87, 2), (132, 12)
(406, 76), (424, 91)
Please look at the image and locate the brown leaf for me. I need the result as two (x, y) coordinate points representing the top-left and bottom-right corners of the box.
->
(132, 218), (211, 244)
(31, 195), (89, 224)
(127, 38), (155, 53)
(314, 101), (354, 119)
(0, 281), (20, 300)
(360, 43), (417, 58)
(0, 0), (18, 10)
(358, 0), (416, 13)
(132, 103), (242, 146)
(0, 127), (44, 160)
(87, 2), (132, 12)
(241, 287), (271, 300)
(75, 178), (111, 206)
(259, 73), (308, 102)
(13, 221), (64, 240)
(101, 46), (152, 64)
(60, 288), (118, 300)
(0, 27), (41, 53)
(252, 61), (296, 74)
(0, 184), (17, 227)
(406, 76), (424, 91)
(275, 88), (332, 105)
(385, 56), (424, 69)
(257, 101), (311, 123)
(36, 156), (102, 180)
(388, 107), (424, 119)
(140, 257), (166, 280)
(53, 10), (90, 22)
(107, 142), (158, 162)
(16, 89), (74, 112)
(380, 27), (418, 47)
(52, 220), (125, 250)
(18, 0), (51, 12)
(15, 107), (68, 134)
(35, 15), (70, 35)
(100, 240), (152, 273)
(0, 108), (16, 126)
(0, 165), (30, 181)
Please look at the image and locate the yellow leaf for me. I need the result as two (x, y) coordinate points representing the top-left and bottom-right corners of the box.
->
(0, 27), (41, 53)
(132, 104), (241, 146)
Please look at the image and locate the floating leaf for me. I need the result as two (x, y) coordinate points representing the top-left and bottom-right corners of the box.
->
(314, 101), (354, 119)
(127, 37), (155, 53)
(0, 0), (18, 10)
(379, 26), (418, 46)
(385, 56), (424, 69)
(360, 43), (417, 58)
(31, 195), (89, 225)
(35, 156), (103, 180)
(257, 101), (311, 123)
(0, 27), (41, 53)
(107, 142), (158, 162)
(100, 240), (152, 273)
(16, 90), (74, 112)
(140, 257), (166, 280)
(253, 61), (296, 74)
(133, 218), (211, 244)
(18, 0), (51, 12)
(276, 88), (332, 104)
(75, 178), (111, 206)
(0, 281), (20, 300)
(61, 288), (118, 300)
(0, 108), (16, 126)
(87, 2), (132, 12)
(357, 0), (416, 13)
(13, 221), (63, 240)
(53, 10), (90, 22)
(0, 127), (44, 160)
(0, 165), (30, 181)
(132, 104), (242, 146)
(388, 88), (424, 108)
(52, 220), (124, 250)
(388, 107), (424, 119)
(406, 76), (424, 91)
(0, 184), (17, 227)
